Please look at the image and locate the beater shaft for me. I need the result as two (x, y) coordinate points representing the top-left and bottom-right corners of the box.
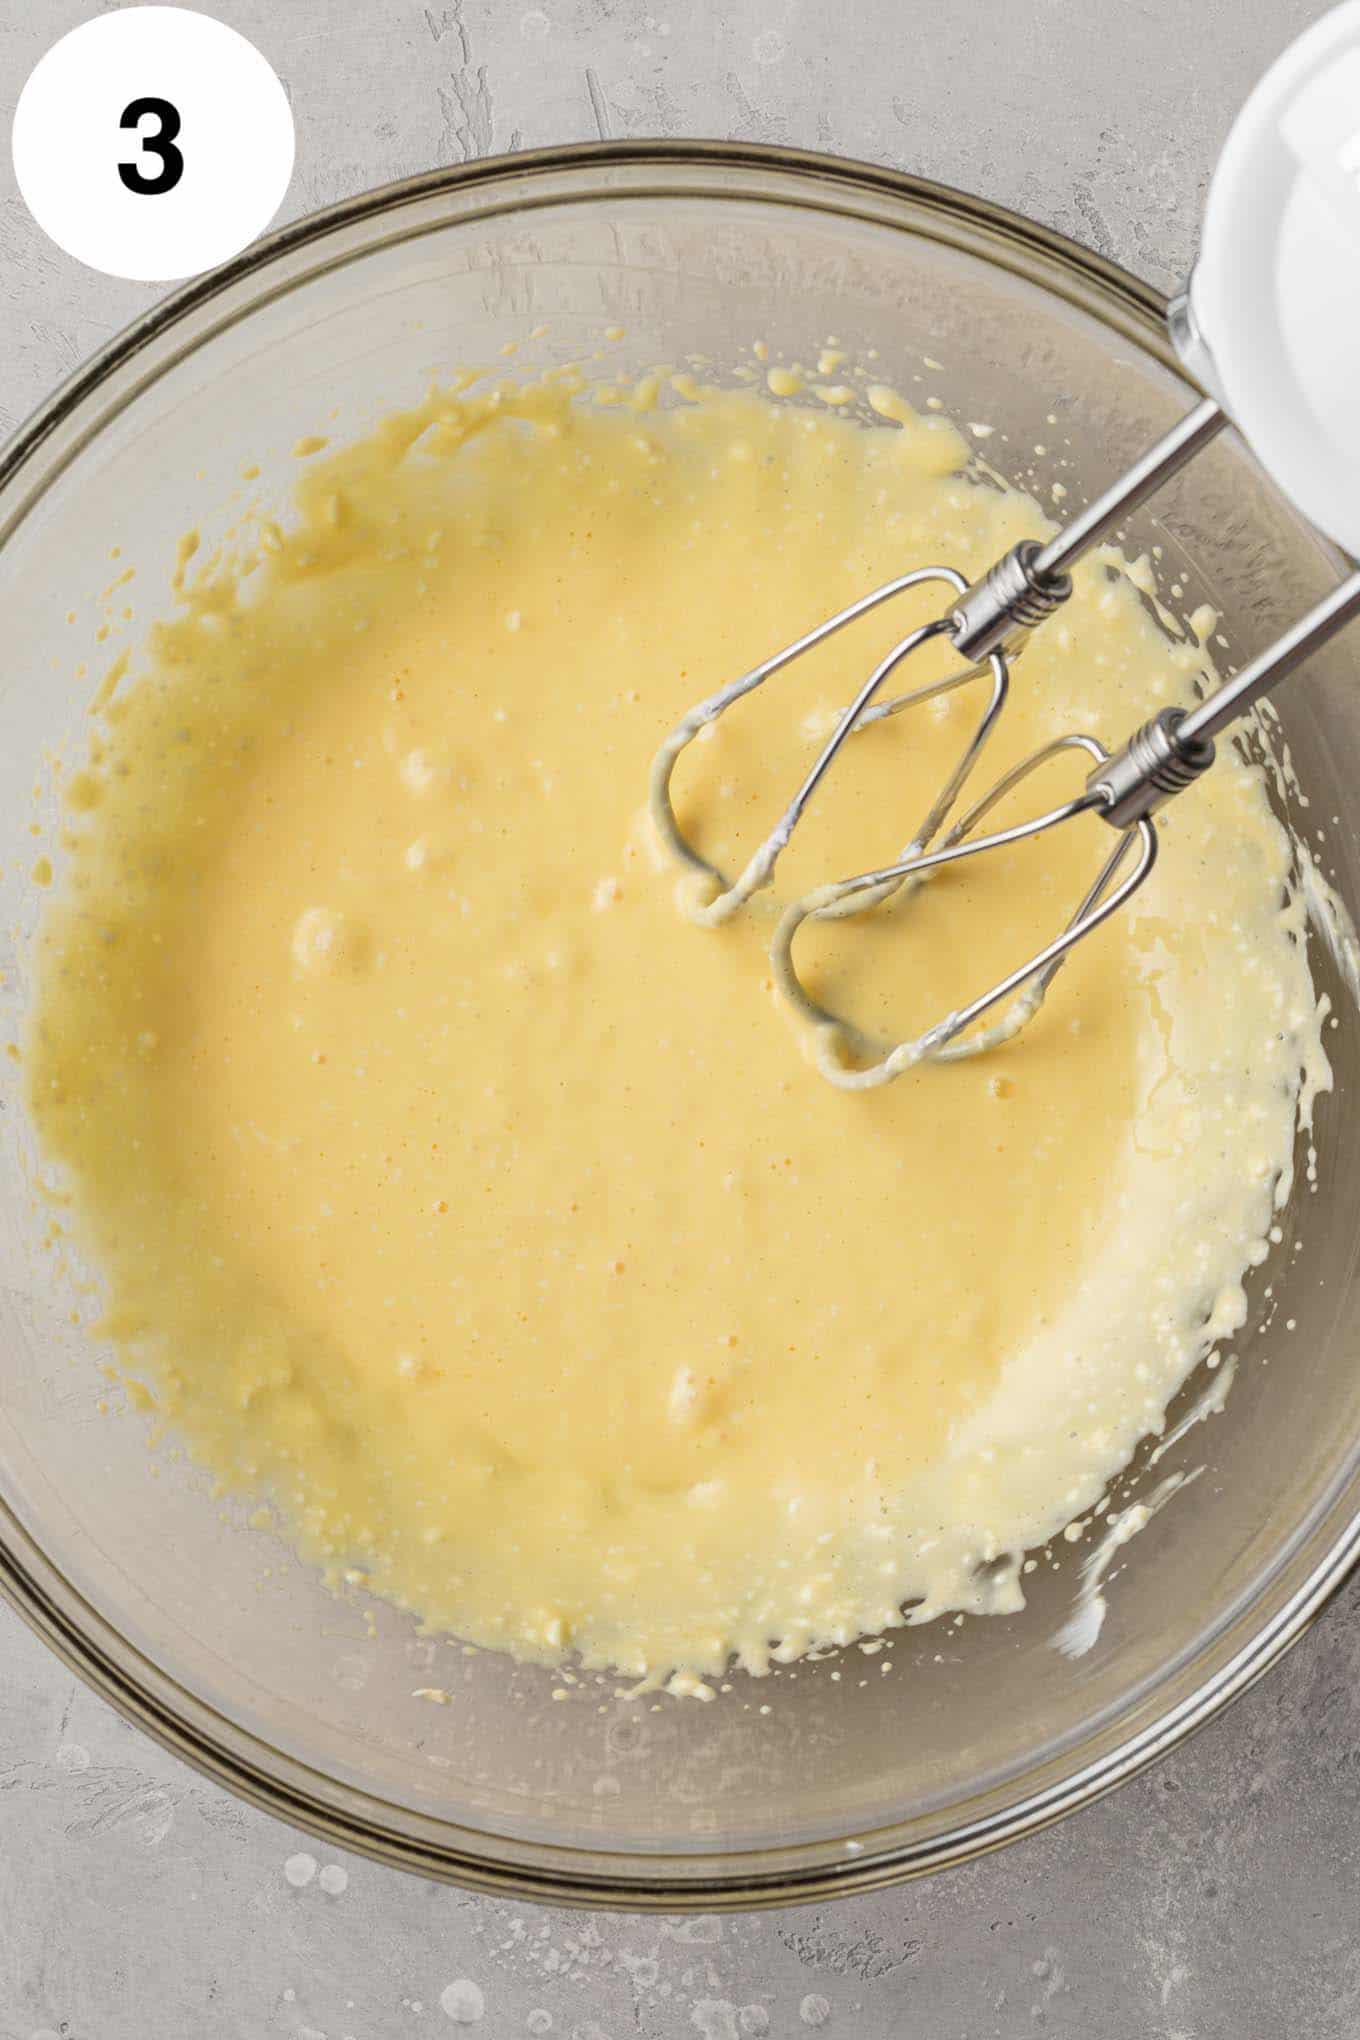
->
(816, 402), (1228, 733)
(1179, 569), (1360, 748)
(929, 399), (1228, 667)
(1030, 399), (1227, 587)
(1096, 568), (1360, 828)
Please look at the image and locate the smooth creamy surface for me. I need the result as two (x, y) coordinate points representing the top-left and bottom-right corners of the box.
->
(26, 368), (1324, 1684)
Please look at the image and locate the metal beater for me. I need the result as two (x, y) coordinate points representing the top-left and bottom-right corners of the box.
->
(649, 3), (1360, 1080)
(648, 394), (1225, 926)
(772, 567), (1360, 1087)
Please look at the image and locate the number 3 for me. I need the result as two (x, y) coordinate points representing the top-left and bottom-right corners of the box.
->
(118, 97), (183, 195)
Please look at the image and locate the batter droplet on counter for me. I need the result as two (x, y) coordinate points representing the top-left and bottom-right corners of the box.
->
(440, 1979), (486, 2024)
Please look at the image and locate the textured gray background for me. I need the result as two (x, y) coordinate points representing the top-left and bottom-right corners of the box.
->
(2, 2), (1357, 2036)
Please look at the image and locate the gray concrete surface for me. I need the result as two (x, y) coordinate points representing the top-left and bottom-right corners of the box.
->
(1, 1), (1355, 2034)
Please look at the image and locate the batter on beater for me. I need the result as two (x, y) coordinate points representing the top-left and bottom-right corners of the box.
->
(25, 363), (1324, 1687)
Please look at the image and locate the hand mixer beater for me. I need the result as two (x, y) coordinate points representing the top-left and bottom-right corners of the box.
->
(650, 1), (1360, 1085)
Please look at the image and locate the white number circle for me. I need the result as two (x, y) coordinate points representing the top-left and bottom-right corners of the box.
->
(11, 7), (294, 284)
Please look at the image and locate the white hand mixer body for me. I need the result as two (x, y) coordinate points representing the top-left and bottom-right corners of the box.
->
(649, 1), (1360, 1087)
(1188, 0), (1360, 563)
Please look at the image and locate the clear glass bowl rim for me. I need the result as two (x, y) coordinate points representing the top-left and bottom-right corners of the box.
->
(1, 138), (1356, 1910)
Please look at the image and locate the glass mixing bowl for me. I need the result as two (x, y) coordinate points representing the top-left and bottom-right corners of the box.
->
(1, 144), (1358, 1909)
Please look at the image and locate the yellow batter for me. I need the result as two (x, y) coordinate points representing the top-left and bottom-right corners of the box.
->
(25, 367), (1323, 1685)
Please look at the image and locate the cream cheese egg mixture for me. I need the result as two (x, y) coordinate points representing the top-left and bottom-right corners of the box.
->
(26, 363), (1324, 1686)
